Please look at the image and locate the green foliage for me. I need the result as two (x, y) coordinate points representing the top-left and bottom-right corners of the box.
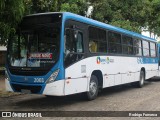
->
(147, 0), (160, 36)
(1, 0), (160, 45)
(110, 20), (140, 33)
(0, 0), (25, 45)
(60, 0), (88, 16)
(24, 0), (88, 16)
(90, 0), (153, 33)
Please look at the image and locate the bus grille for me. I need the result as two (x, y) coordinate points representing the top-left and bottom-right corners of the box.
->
(11, 84), (42, 94)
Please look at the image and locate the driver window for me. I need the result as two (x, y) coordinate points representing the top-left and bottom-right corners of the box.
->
(64, 29), (84, 67)
(76, 32), (83, 53)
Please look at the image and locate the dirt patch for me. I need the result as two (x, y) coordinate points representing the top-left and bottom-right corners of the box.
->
(0, 75), (22, 97)
(0, 75), (5, 90)
(0, 91), (21, 97)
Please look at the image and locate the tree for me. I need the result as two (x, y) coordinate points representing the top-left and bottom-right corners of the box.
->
(0, 0), (25, 45)
(60, 0), (88, 16)
(0, 0), (88, 45)
(1, 0), (160, 45)
(24, 0), (59, 14)
(24, 0), (88, 16)
(89, 0), (153, 33)
(147, 0), (160, 36)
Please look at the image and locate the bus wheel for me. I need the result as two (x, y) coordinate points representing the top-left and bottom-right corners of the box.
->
(86, 75), (99, 100)
(136, 70), (145, 88)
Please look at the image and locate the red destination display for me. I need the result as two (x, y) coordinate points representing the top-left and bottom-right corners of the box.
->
(29, 53), (52, 59)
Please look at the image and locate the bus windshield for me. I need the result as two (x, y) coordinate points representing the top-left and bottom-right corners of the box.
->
(8, 14), (61, 69)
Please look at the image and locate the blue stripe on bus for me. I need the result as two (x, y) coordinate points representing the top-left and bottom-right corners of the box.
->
(137, 57), (158, 64)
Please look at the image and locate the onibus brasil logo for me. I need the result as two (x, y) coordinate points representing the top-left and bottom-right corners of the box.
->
(97, 57), (110, 64)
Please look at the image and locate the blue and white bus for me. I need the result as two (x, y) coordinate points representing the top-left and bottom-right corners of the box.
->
(5, 12), (159, 100)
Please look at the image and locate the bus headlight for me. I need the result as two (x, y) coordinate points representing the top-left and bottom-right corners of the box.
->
(5, 70), (10, 81)
(46, 69), (59, 84)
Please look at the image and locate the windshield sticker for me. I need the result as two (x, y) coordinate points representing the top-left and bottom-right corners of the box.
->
(40, 61), (55, 63)
(29, 53), (52, 59)
(27, 59), (40, 67)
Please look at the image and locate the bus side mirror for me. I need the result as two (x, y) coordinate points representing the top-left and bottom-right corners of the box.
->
(159, 60), (160, 66)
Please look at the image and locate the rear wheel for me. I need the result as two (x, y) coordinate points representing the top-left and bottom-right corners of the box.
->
(136, 70), (145, 88)
(86, 75), (99, 100)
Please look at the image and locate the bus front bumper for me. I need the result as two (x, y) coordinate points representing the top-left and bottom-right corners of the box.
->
(5, 79), (65, 96)
(43, 80), (65, 96)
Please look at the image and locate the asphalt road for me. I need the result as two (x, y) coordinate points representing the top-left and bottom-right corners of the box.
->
(1, 78), (160, 120)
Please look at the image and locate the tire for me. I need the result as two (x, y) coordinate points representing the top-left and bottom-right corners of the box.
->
(86, 75), (99, 100)
(136, 70), (145, 88)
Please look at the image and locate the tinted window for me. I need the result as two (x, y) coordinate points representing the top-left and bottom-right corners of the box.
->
(150, 42), (156, 50)
(122, 35), (133, 45)
(143, 41), (149, 49)
(122, 35), (133, 55)
(65, 29), (84, 67)
(150, 42), (156, 57)
(89, 27), (107, 53)
(76, 32), (84, 53)
(108, 31), (122, 54)
(133, 39), (141, 47)
(142, 40), (149, 57)
(133, 38), (142, 56)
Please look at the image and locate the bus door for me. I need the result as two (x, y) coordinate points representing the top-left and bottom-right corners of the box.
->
(64, 20), (88, 94)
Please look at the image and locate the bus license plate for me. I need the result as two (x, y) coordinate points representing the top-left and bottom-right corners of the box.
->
(21, 89), (31, 94)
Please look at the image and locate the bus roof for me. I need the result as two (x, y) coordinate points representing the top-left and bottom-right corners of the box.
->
(26, 12), (156, 42)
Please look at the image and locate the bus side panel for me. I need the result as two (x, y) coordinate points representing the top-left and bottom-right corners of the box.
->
(134, 72), (140, 82)
(145, 69), (159, 79)
(64, 78), (88, 95)
(65, 60), (89, 95)
(104, 75), (114, 87)
(64, 56), (159, 95)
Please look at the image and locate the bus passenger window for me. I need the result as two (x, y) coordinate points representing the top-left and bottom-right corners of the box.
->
(143, 40), (149, 57)
(88, 26), (107, 53)
(150, 42), (156, 57)
(89, 41), (97, 52)
(133, 39), (142, 56)
(108, 31), (122, 54)
(122, 35), (133, 55)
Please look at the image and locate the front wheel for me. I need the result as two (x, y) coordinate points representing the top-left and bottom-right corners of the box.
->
(85, 75), (99, 100)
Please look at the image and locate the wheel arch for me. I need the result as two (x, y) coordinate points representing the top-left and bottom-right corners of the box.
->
(91, 70), (103, 89)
